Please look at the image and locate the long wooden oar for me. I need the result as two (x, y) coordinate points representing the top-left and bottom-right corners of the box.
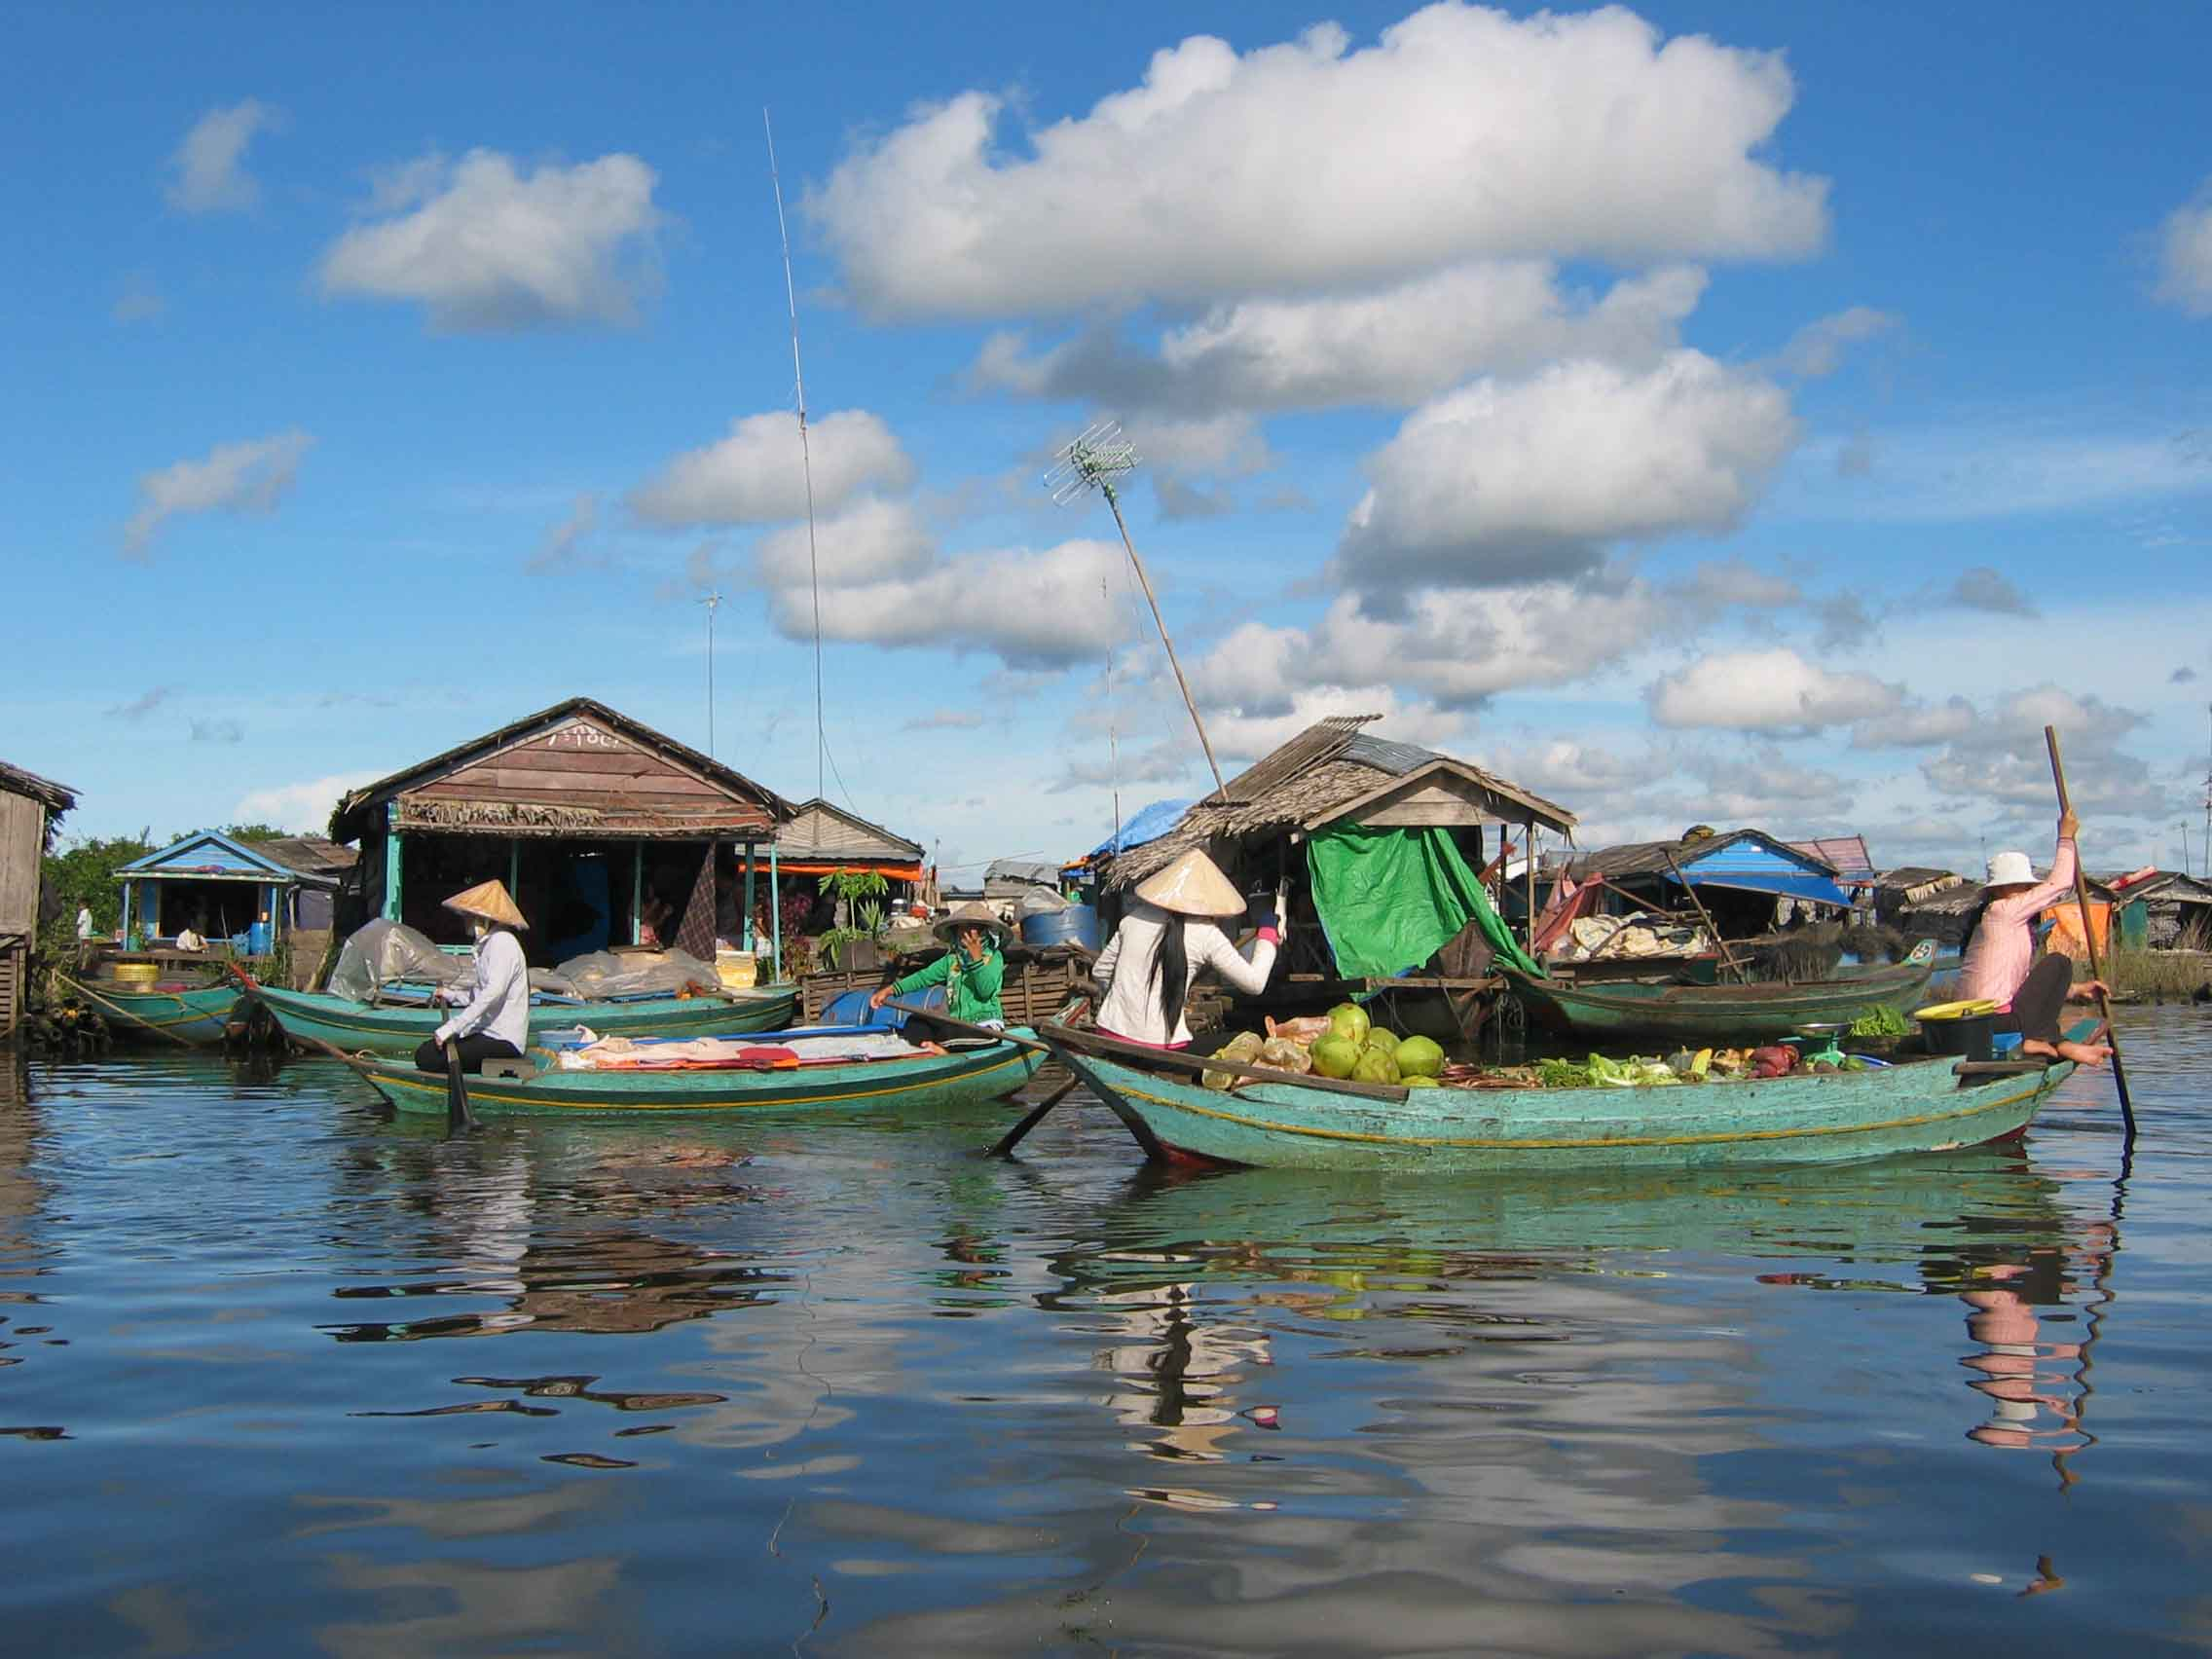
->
(881, 1000), (1055, 1054)
(2044, 724), (2136, 1142)
(986, 1074), (1082, 1159)
(443, 1039), (478, 1133)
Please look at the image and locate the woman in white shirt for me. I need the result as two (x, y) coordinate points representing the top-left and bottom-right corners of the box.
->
(415, 880), (532, 1073)
(1093, 850), (1283, 1049)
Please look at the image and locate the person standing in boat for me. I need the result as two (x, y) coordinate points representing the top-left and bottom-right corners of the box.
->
(415, 880), (531, 1074)
(1092, 850), (1283, 1050)
(1958, 813), (2112, 1068)
(870, 901), (1010, 1033)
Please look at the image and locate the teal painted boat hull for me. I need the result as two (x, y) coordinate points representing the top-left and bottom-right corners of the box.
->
(348, 1027), (1045, 1117)
(251, 982), (799, 1056)
(1046, 1030), (2074, 1173)
(1505, 959), (1935, 1045)
(94, 983), (242, 1045)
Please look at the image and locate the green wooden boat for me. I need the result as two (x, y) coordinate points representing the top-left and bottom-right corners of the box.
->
(250, 980), (799, 1056)
(1504, 950), (1936, 1045)
(79, 979), (242, 1045)
(343, 1025), (1045, 1117)
(1042, 1022), (2083, 1173)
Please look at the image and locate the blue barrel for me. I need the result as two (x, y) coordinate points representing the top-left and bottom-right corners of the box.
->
(247, 921), (272, 956)
(1021, 904), (1100, 952)
(824, 986), (942, 1029)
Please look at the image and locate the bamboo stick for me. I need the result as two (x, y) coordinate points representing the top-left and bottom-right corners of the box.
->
(2043, 725), (2136, 1141)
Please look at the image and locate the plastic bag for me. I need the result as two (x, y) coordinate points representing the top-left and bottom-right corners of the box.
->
(1202, 1031), (1266, 1090)
(554, 948), (721, 999)
(327, 920), (470, 1001)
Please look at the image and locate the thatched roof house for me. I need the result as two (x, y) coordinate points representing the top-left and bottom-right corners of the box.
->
(1106, 717), (1575, 890)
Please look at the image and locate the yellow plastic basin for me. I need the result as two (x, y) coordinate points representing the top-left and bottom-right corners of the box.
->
(1913, 999), (1998, 1021)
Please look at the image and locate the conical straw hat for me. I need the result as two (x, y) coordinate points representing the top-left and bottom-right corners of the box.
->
(933, 900), (1013, 944)
(443, 879), (529, 930)
(1134, 849), (1245, 918)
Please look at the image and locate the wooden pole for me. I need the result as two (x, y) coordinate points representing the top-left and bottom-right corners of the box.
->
(2043, 725), (2136, 1141)
(1099, 480), (1228, 803)
(1664, 849), (1746, 979)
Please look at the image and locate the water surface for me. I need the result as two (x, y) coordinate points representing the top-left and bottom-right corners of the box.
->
(3, 1007), (2208, 1654)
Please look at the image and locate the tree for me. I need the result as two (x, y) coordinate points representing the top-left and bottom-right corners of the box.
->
(218, 823), (290, 843)
(38, 830), (156, 945)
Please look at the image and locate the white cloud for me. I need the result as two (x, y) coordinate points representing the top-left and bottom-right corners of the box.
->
(809, 5), (1826, 317)
(123, 430), (314, 558)
(2155, 180), (2212, 316)
(526, 492), (600, 573)
(234, 771), (380, 835)
(1336, 351), (1797, 596)
(1914, 685), (2167, 817)
(781, 537), (1135, 670)
(1850, 695), (1978, 750)
(901, 709), (985, 731)
(755, 495), (936, 588)
(1944, 565), (2037, 616)
(319, 150), (664, 331)
(1192, 573), (1677, 712)
(629, 410), (912, 526)
(105, 685), (175, 721)
(971, 263), (1707, 415)
(1771, 305), (1899, 377)
(166, 99), (278, 214)
(1647, 647), (1904, 731)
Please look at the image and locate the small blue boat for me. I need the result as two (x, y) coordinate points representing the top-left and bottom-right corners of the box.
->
(1042, 1024), (2086, 1173)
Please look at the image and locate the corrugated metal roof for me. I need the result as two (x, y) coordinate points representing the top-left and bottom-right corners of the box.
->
(1788, 834), (1874, 880)
(1341, 732), (1441, 777)
(775, 798), (924, 863)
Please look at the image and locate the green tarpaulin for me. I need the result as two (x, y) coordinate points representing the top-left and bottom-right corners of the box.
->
(1306, 825), (1545, 980)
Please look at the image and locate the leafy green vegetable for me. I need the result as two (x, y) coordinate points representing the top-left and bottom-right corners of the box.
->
(1848, 1005), (1911, 1037)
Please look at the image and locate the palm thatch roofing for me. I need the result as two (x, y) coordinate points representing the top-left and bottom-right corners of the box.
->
(0, 761), (77, 816)
(1104, 716), (1576, 889)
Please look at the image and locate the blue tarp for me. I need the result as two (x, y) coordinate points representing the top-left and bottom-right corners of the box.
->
(1671, 839), (1849, 906)
(1075, 798), (1194, 864)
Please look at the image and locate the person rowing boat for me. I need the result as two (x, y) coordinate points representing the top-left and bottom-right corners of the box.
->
(1959, 813), (2113, 1068)
(1093, 850), (1282, 1051)
(415, 880), (530, 1075)
(870, 901), (1011, 1037)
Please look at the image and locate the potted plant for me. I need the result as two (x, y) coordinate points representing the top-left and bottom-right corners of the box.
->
(818, 870), (892, 971)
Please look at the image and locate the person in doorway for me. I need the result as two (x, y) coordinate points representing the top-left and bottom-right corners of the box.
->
(870, 901), (1009, 1032)
(1959, 813), (2113, 1068)
(174, 922), (206, 952)
(638, 888), (674, 949)
(1092, 850), (1283, 1049)
(415, 880), (531, 1074)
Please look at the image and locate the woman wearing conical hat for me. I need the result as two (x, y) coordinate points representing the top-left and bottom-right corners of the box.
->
(414, 879), (532, 1074)
(870, 901), (1012, 1032)
(1093, 850), (1283, 1049)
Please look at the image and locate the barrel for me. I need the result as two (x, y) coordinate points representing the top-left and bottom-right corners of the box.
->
(1021, 903), (1100, 951)
(825, 985), (944, 1029)
(247, 921), (272, 956)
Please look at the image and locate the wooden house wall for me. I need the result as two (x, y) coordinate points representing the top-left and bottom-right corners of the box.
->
(0, 793), (40, 936)
(395, 715), (772, 834)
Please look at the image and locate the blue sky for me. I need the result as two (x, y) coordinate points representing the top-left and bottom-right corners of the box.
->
(9, 1), (2210, 880)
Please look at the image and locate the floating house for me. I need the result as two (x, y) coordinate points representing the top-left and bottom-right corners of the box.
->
(328, 699), (789, 966)
(1788, 834), (1877, 899)
(1060, 797), (1195, 891)
(1, 760), (77, 1039)
(1560, 830), (1852, 940)
(1872, 866), (1966, 928)
(1101, 716), (1576, 997)
(2104, 869), (2212, 950)
(114, 831), (354, 954)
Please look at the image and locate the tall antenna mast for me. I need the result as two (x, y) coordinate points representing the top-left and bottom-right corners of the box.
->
(2201, 700), (2210, 879)
(702, 589), (721, 757)
(1102, 574), (1122, 853)
(765, 108), (827, 802)
(1046, 421), (1228, 802)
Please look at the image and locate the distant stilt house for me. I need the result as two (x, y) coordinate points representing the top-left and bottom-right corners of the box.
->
(113, 830), (355, 957)
(1871, 866), (1967, 930)
(328, 699), (789, 967)
(2104, 869), (2212, 950)
(0, 761), (78, 1040)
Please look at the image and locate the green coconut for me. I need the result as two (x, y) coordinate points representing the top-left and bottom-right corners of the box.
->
(1310, 1035), (1360, 1080)
(1364, 1027), (1401, 1055)
(1402, 1075), (1440, 1088)
(1394, 1035), (1446, 1079)
(1326, 1002), (1371, 1045)
(1351, 1046), (1401, 1085)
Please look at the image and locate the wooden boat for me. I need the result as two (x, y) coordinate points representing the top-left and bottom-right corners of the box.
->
(1503, 948), (1936, 1045)
(78, 978), (241, 1045)
(1041, 1022), (2084, 1173)
(344, 1024), (1045, 1117)
(249, 980), (799, 1056)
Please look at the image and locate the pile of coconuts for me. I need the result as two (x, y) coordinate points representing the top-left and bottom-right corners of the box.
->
(1202, 1002), (1447, 1090)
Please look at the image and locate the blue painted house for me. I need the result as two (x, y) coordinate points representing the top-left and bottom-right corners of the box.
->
(1561, 829), (1852, 938)
(114, 831), (355, 952)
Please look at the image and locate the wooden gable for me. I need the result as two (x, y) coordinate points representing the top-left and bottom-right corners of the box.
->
(393, 710), (778, 838)
(1306, 758), (1577, 834)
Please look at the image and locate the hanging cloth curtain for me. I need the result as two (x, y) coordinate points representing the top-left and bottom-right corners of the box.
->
(674, 842), (719, 962)
(1306, 825), (1545, 979)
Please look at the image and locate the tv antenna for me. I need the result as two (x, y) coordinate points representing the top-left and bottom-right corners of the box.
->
(766, 108), (827, 802)
(1046, 420), (1227, 801)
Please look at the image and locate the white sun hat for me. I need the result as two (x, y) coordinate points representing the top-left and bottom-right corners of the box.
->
(1984, 851), (2035, 889)
(1134, 849), (1246, 918)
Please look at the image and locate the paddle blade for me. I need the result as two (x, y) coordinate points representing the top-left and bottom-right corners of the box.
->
(444, 1041), (477, 1133)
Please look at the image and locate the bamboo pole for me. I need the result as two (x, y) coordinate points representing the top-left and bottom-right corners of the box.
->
(1098, 480), (1228, 803)
(2043, 725), (2136, 1141)
(1664, 849), (1747, 979)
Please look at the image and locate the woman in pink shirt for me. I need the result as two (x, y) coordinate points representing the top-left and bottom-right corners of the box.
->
(1957, 812), (2111, 1067)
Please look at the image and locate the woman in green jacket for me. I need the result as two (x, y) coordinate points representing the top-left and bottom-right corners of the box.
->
(870, 901), (1012, 1031)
